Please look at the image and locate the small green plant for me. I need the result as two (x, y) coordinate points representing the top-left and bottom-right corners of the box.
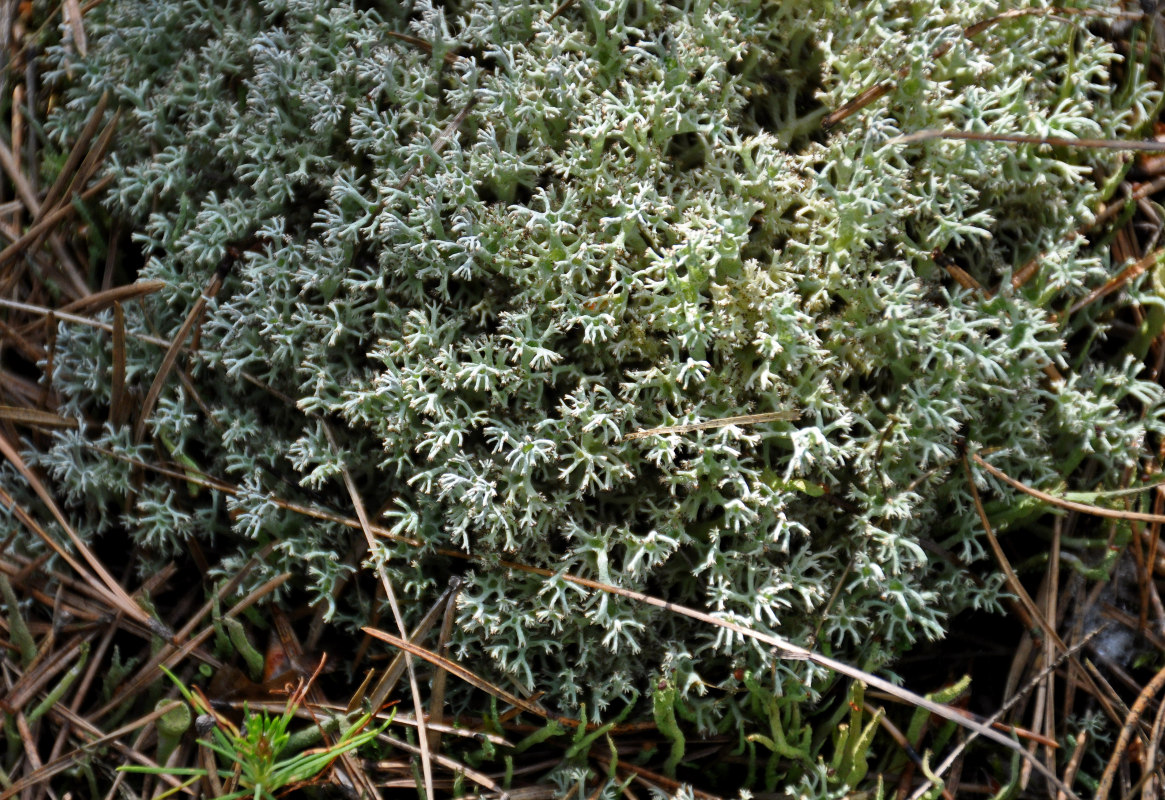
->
(120, 666), (392, 800)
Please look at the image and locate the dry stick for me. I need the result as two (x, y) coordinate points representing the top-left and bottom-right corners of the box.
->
(1094, 661), (1165, 800)
(61, 0), (87, 56)
(0, 553), (106, 624)
(928, 249), (1065, 384)
(1042, 518), (1063, 780)
(1, 633), (91, 712)
(44, 586), (152, 778)
(827, 6), (1159, 303)
(364, 578), (463, 714)
(1128, 486), (1163, 668)
(875, 703), (944, 800)
(0, 135), (39, 212)
(361, 629), (563, 725)
(84, 447), (426, 549)
(392, 98), (476, 192)
(547, 0), (577, 22)
(383, 30), (463, 66)
(324, 423), (435, 800)
(1057, 729), (1089, 800)
(1141, 686), (1165, 800)
(0, 431), (157, 632)
(825, 6), (1148, 128)
(0, 406), (77, 428)
(0, 314), (45, 363)
(375, 732), (504, 795)
(239, 699), (508, 746)
(51, 279), (165, 324)
(0, 371), (42, 409)
(1094, 174), (1165, 230)
(65, 107), (120, 195)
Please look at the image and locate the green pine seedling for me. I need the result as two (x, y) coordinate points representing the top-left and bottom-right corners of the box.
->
(119, 666), (392, 800)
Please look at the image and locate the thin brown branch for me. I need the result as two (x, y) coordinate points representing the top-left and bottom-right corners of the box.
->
(888, 128), (1165, 153)
(972, 453), (1165, 524)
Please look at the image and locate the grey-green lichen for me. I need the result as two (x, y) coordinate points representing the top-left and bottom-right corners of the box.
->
(18, 0), (1165, 792)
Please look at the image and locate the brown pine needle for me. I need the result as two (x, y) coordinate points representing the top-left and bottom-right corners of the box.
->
(133, 266), (228, 445)
(0, 430), (156, 631)
(362, 627), (562, 726)
(0, 405), (78, 429)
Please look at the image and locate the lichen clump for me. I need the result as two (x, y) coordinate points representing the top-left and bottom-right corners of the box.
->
(32, 0), (1162, 753)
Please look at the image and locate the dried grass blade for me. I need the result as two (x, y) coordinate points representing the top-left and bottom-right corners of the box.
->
(324, 422), (434, 800)
(376, 731), (505, 794)
(2, 634), (89, 712)
(0, 295), (171, 348)
(0, 431), (153, 629)
(0, 173), (115, 268)
(393, 99), (475, 192)
(1094, 661), (1165, 800)
(68, 109), (120, 194)
(132, 267), (227, 445)
(962, 454), (1063, 647)
(0, 314), (47, 363)
(1067, 248), (1162, 316)
(623, 409), (799, 440)
(427, 578), (462, 753)
(362, 627), (557, 725)
(366, 577), (462, 712)
(888, 129), (1165, 153)
(0, 135), (39, 213)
